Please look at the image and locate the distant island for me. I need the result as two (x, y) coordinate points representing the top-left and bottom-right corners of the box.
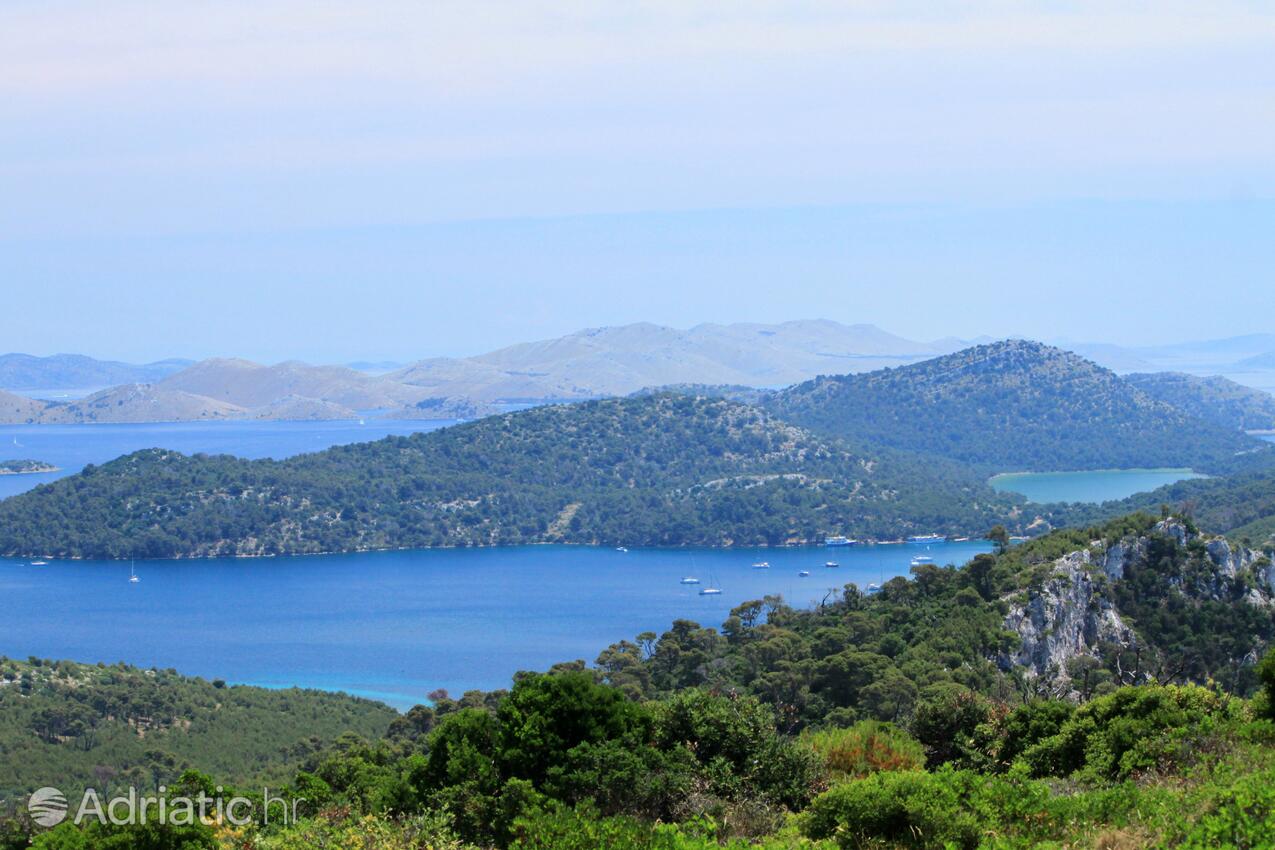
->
(0, 459), (58, 475)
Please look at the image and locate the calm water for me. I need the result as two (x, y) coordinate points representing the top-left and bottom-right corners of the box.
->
(988, 468), (1206, 504)
(0, 419), (456, 500)
(0, 541), (989, 710)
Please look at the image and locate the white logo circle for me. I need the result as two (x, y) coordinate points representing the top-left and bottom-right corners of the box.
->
(28, 787), (68, 828)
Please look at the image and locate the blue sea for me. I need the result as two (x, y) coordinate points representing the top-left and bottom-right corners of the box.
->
(0, 542), (989, 710)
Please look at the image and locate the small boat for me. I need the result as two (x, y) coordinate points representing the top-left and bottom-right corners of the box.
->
(129, 561), (140, 584)
(698, 587), (723, 596)
(824, 561), (839, 568)
(798, 570), (811, 577)
(953, 537), (970, 542)
(908, 533), (945, 544)
(30, 560), (47, 566)
(680, 576), (701, 585)
(616, 547), (629, 553)
(751, 561), (770, 569)
(910, 555), (934, 566)
(825, 536), (856, 547)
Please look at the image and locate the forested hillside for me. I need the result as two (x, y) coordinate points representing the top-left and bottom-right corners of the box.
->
(1125, 371), (1275, 431)
(0, 658), (395, 800)
(766, 340), (1262, 472)
(0, 394), (1022, 559)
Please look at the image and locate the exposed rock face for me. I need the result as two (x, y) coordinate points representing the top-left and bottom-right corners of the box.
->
(1002, 549), (1137, 683)
(1001, 518), (1272, 693)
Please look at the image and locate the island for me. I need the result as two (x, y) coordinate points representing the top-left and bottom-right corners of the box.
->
(0, 459), (59, 475)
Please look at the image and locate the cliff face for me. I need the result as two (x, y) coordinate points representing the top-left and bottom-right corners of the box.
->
(1001, 519), (1273, 693)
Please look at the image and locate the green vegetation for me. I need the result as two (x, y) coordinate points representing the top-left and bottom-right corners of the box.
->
(0, 394), (1024, 559)
(0, 459), (57, 475)
(6, 513), (1275, 847)
(0, 657), (396, 800)
(1125, 371), (1275, 432)
(765, 340), (1263, 473)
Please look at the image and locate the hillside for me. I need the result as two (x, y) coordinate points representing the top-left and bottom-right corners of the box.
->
(1125, 371), (1275, 431)
(0, 394), (1022, 559)
(158, 358), (425, 410)
(0, 353), (191, 391)
(390, 320), (963, 401)
(765, 340), (1262, 473)
(0, 389), (47, 423)
(0, 657), (396, 799)
(1239, 350), (1275, 369)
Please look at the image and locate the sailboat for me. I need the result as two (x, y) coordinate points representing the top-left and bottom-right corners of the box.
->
(697, 555), (722, 595)
(129, 560), (140, 583)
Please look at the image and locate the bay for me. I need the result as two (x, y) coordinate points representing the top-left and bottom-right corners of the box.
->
(988, 468), (1206, 504)
(0, 540), (989, 710)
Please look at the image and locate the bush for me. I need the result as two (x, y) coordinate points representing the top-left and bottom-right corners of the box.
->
(799, 721), (925, 782)
(1019, 684), (1236, 781)
(801, 769), (981, 849)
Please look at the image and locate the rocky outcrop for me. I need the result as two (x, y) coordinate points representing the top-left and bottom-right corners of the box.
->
(1001, 549), (1137, 684)
(1000, 518), (1272, 693)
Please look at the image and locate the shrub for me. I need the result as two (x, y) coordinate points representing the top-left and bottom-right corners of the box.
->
(799, 721), (925, 782)
(1019, 684), (1235, 781)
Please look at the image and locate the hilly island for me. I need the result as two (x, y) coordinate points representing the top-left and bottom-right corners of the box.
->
(0, 394), (1018, 559)
(2, 340), (1271, 560)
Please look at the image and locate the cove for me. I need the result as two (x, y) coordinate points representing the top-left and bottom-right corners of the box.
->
(988, 468), (1206, 504)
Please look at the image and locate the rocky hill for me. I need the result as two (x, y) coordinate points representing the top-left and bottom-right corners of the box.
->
(0, 389), (48, 423)
(0, 353), (191, 390)
(389, 320), (963, 401)
(999, 516), (1274, 695)
(157, 358), (426, 410)
(1125, 371), (1275, 431)
(765, 340), (1262, 472)
(0, 393), (1023, 559)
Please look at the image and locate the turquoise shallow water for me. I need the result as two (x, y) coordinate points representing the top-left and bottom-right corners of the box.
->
(988, 468), (1206, 504)
(0, 541), (989, 710)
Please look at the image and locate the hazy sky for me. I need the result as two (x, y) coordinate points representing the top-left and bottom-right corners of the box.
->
(3, 1), (1273, 362)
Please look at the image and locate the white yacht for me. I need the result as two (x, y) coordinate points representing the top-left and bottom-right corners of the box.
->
(679, 576), (701, 585)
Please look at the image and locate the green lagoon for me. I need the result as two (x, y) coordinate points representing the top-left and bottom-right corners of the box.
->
(989, 468), (1206, 504)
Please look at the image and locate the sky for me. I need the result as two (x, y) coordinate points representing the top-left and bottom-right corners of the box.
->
(2, 1), (1273, 363)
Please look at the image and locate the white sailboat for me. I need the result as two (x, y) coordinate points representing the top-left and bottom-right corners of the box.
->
(697, 555), (722, 595)
(129, 560), (140, 583)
